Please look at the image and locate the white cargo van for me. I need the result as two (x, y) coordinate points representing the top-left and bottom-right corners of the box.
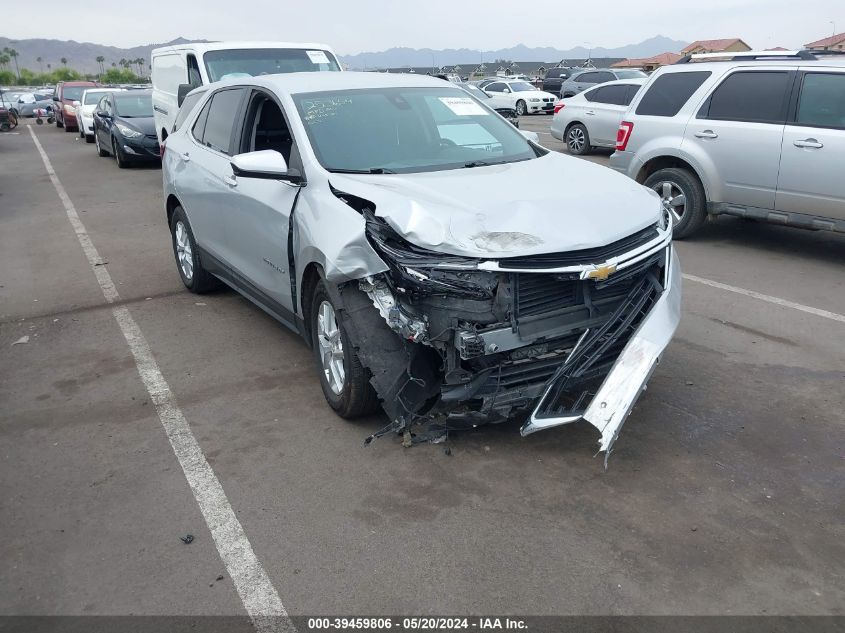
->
(151, 41), (342, 144)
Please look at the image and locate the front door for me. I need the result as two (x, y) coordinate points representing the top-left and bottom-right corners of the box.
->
(223, 90), (300, 314)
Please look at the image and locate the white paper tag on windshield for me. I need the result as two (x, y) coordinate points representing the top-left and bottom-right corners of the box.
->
(438, 97), (489, 116)
(306, 50), (331, 65)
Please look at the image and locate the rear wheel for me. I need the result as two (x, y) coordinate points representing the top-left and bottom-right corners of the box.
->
(643, 167), (707, 239)
(515, 99), (527, 116)
(169, 206), (219, 293)
(310, 280), (380, 419)
(566, 123), (591, 155)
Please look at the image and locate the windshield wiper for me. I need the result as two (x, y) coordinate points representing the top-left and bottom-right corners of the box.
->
(327, 167), (396, 174)
(464, 160), (502, 168)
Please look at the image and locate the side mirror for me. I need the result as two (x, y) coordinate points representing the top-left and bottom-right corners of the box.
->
(502, 88), (511, 94)
(230, 150), (293, 180)
(72, 100), (81, 107)
(97, 110), (111, 119)
(177, 83), (194, 107)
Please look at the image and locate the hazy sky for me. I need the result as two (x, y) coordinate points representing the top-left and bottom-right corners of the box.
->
(2, 0), (842, 53)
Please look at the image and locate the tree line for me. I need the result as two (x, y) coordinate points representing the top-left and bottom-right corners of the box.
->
(0, 48), (150, 86)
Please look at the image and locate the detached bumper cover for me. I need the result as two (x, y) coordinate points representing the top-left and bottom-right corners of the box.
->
(521, 247), (681, 453)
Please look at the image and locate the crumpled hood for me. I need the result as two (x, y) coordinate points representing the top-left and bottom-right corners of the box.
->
(329, 152), (660, 258)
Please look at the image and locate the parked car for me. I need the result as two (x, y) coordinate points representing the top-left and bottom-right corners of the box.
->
(76, 88), (122, 142)
(52, 81), (97, 131)
(161, 72), (679, 457)
(610, 50), (845, 238)
(151, 41), (343, 145)
(541, 67), (576, 95)
(561, 69), (647, 97)
(0, 90), (24, 113)
(551, 78), (646, 154)
(461, 83), (520, 126)
(93, 90), (159, 167)
(0, 91), (52, 117)
(483, 79), (557, 115)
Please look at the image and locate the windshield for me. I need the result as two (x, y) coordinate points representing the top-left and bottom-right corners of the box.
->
(114, 94), (153, 117)
(463, 85), (491, 100)
(84, 91), (108, 105)
(293, 87), (537, 174)
(203, 48), (341, 82)
(62, 87), (86, 101)
(508, 82), (536, 92)
(615, 70), (648, 79)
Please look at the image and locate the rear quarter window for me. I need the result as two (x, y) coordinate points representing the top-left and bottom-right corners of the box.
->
(636, 71), (711, 117)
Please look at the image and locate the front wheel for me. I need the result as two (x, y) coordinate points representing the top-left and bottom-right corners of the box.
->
(566, 123), (591, 155)
(56, 116), (64, 128)
(643, 167), (707, 239)
(310, 280), (380, 419)
(169, 206), (220, 293)
(515, 100), (526, 116)
(112, 137), (129, 168)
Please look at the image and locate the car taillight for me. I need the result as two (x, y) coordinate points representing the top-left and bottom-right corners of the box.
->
(553, 102), (565, 114)
(616, 121), (634, 151)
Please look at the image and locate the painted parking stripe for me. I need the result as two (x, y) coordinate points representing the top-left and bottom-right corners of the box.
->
(683, 273), (845, 324)
(28, 126), (293, 633)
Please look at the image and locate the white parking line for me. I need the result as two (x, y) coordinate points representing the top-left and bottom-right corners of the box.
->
(28, 126), (292, 633)
(683, 273), (845, 324)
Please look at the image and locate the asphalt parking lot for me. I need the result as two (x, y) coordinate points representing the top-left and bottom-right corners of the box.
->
(1, 115), (844, 621)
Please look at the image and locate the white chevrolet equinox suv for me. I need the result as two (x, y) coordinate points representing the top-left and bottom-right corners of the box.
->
(609, 50), (845, 238)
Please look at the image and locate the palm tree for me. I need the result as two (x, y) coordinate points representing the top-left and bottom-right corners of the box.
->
(61, 57), (68, 67)
(137, 57), (145, 77)
(47, 63), (52, 71)
(36, 56), (43, 73)
(5, 48), (20, 80)
(96, 55), (105, 75)
(119, 58), (127, 70)
(0, 54), (8, 71)
(111, 62), (116, 68)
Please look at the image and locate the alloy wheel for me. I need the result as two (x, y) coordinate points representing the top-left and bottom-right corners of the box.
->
(567, 127), (586, 153)
(316, 300), (345, 395)
(652, 181), (686, 223)
(174, 221), (194, 281)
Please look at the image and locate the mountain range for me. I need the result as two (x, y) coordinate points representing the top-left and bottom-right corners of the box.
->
(0, 35), (688, 75)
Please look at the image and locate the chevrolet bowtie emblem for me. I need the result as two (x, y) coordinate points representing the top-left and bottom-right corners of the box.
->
(583, 264), (617, 281)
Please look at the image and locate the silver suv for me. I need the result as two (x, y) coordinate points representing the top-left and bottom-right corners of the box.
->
(609, 50), (845, 238)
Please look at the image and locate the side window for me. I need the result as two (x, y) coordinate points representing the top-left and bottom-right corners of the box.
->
(590, 85), (629, 105)
(486, 82), (505, 92)
(577, 72), (597, 83)
(242, 93), (294, 163)
(636, 71), (711, 117)
(701, 71), (790, 124)
(187, 54), (202, 87)
(191, 99), (211, 143)
(173, 91), (206, 131)
(97, 96), (107, 112)
(583, 86), (602, 102)
(794, 73), (845, 130)
(623, 84), (641, 105)
(198, 88), (246, 154)
(595, 72), (615, 83)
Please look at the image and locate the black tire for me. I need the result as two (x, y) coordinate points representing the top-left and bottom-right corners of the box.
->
(169, 206), (220, 293)
(95, 132), (109, 157)
(79, 126), (85, 138)
(310, 280), (380, 419)
(643, 167), (707, 239)
(85, 134), (94, 144)
(515, 99), (527, 116)
(113, 137), (129, 168)
(56, 116), (64, 128)
(64, 122), (73, 133)
(566, 123), (591, 155)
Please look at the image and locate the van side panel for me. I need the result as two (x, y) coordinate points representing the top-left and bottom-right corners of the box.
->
(152, 52), (186, 144)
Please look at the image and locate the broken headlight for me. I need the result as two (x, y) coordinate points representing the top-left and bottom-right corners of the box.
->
(364, 211), (498, 299)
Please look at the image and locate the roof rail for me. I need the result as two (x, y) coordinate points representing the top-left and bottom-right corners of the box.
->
(676, 49), (845, 64)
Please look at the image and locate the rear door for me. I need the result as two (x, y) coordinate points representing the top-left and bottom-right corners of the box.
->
(583, 84), (637, 146)
(175, 87), (248, 265)
(683, 68), (792, 209)
(776, 70), (845, 222)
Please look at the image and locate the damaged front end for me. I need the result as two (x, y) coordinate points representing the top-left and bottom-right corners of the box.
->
(338, 207), (680, 456)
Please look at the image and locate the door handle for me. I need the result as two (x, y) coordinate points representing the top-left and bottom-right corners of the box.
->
(222, 174), (238, 187)
(793, 138), (823, 149)
(179, 151), (190, 162)
(585, 110), (596, 115)
(694, 130), (718, 139)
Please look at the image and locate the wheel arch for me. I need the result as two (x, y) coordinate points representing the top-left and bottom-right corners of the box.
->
(299, 261), (325, 347)
(635, 155), (710, 201)
(165, 194), (181, 227)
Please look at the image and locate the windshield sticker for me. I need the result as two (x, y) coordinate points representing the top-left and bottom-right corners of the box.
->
(306, 50), (331, 65)
(438, 97), (489, 116)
